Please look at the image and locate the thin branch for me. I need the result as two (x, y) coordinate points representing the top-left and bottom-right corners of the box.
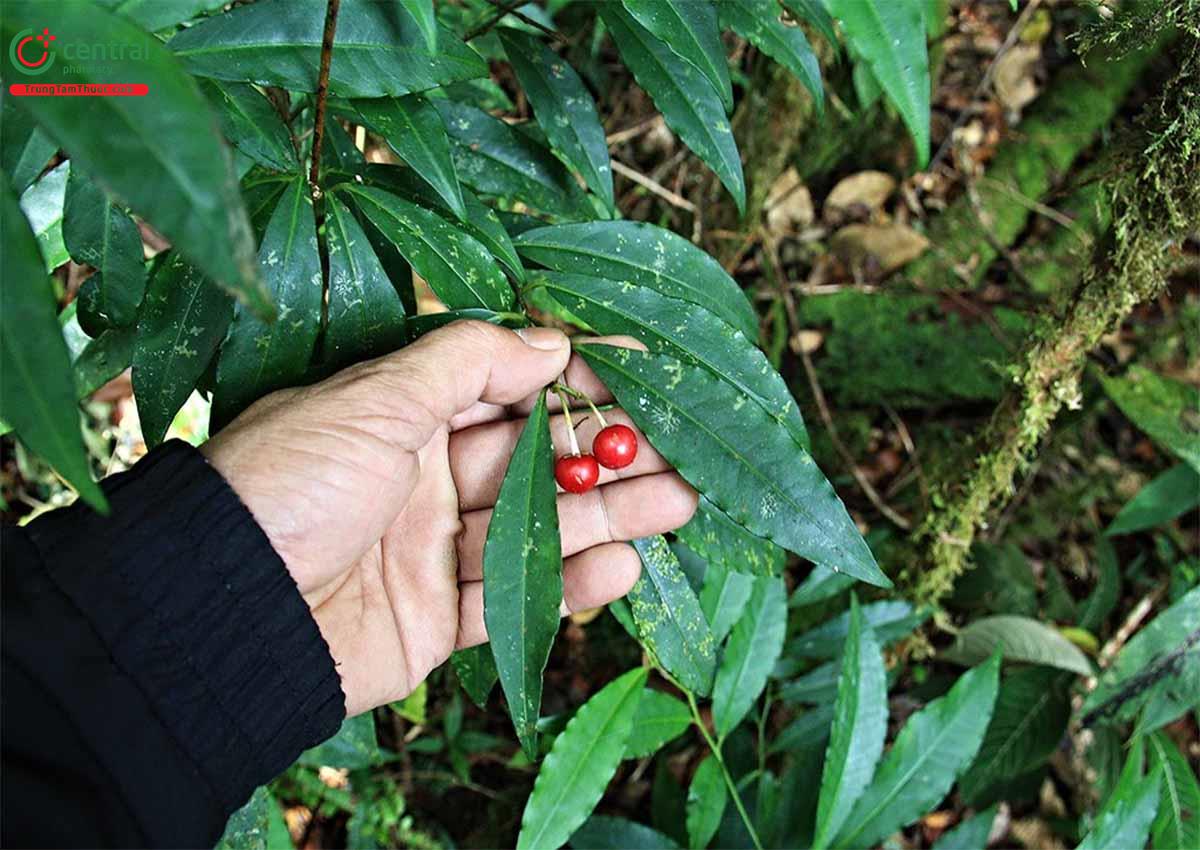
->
(468, 0), (565, 43)
(308, 0), (342, 200)
(612, 160), (696, 212)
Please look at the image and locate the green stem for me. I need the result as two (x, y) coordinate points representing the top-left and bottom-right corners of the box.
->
(683, 689), (765, 850)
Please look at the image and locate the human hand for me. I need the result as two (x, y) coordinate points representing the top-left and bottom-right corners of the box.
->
(200, 322), (697, 716)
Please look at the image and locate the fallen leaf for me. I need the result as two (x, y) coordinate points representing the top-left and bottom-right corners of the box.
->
(831, 223), (930, 275)
(824, 170), (897, 223)
(765, 167), (815, 235)
(994, 44), (1041, 114)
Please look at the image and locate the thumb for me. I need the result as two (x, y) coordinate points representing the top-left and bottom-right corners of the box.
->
(367, 320), (570, 441)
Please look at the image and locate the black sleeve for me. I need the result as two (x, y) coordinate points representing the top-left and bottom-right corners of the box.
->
(1, 440), (346, 849)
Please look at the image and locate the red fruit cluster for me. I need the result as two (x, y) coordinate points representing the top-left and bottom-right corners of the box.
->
(555, 424), (639, 494)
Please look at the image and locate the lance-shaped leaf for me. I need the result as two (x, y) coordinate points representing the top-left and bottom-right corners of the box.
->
(629, 537), (717, 696)
(1101, 366), (1200, 472)
(499, 28), (614, 213)
(834, 654), (1001, 849)
(943, 616), (1093, 675)
(451, 645), (499, 710)
(1147, 731), (1200, 850)
(957, 667), (1072, 807)
(624, 689), (691, 759)
(74, 327), (134, 400)
(1078, 539), (1122, 632)
(518, 668), (648, 850)
(782, 0), (839, 50)
(400, 0), (437, 52)
(322, 197), (407, 372)
(212, 179), (321, 429)
(790, 565), (857, 609)
(813, 596), (887, 849)
(299, 714), (381, 770)
(199, 80), (297, 173)
(338, 184), (514, 311)
(483, 391), (562, 759)
(1077, 773), (1161, 850)
(0, 173), (106, 511)
(571, 815), (680, 849)
(699, 562), (754, 643)
(713, 576), (787, 737)
(356, 163), (524, 282)
(930, 806), (998, 850)
(346, 96), (466, 220)
(19, 160), (69, 272)
(535, 271), (805, 447)
(578, 346), (889, 587)
(686, 755), (727, 850)
(787, 601), (927, 660)
(719, 0), (823, 110)
(63, 170), (147, 328)
(133, 255), (234, 446)
(680, 495), (787, 579)
(515, 222), (757, 340)
(169, 0), (485, 98)
(2, 2), (267, 316)
(599, 4), (745, 214)
(1106, 463), (1200, 536)
(827, 0), (930, 166)
(622, 0), (732, 114)
(95, 0), (229, 31)
(435, 100), (594, 221)
(2, 97), (56, 194)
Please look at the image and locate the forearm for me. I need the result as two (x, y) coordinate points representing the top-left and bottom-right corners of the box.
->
(1, 441), (345, 847)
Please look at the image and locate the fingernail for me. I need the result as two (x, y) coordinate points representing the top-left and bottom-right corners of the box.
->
(517, 327), (567, 351)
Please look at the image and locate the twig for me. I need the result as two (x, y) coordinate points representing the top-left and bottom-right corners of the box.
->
(464, 0), (525, 41)
(611, 160), (696, 213)
(308, 0), (341, 200)
(606, 116), (663, 146)
(882, 403), (930, 511)
(1096, 584), (1169, 672)
(470, 0), (565, 43)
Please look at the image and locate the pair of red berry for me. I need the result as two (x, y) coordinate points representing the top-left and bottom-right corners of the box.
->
(555, 423), (638, 494)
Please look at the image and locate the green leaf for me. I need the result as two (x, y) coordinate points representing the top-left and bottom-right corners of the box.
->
(533, 271), (807, 449)
(483, 391), (562, 759)
(679, 496), (788, 579)
(298, 714), (381, 770)
(199, 80), (297, 173)
(957, 667), (1071, 806)
(1078, 539), (1122, 632)
(621, 0), (733, 114)
(771, 703), (834, 756)
(827, 0), (931, 165)
(833, 654), (1001, 849)
(781, 0), (840, 49)
(712, 576), (787, 737)
(517, 221), (758, 341)
(18, 159), (69, 272)
(1078, 773), (1161, 850)
(624, 689), (692, 759)
(1132, 652), (1200, 738)
(346, 95), (467, 220)
(699, 562), (754, 643)
(1147, 731), (1200, 850)
(169, 0), (486, 98)
(212, 178), (321, 429)
(718, 0), (823, 111)
(518, 669), (649, 850)
(434, 101), (594, 221)
(598, 4), (745, 214)
(216, 786), (273, 850)
(930, 806), (998, 850)
(63, 169), (147, 327)
(942, 616), (1093, 676)
(133, 254), (234, 447)
(1101, 366), (1200, 473)
(499, 28), (614, 213)
(0, 172), (106, 511)
(787, 600), (925, 660)
(322, 197), (407, 372)
(1, 97), (56, 194)
(73, 327), (134, 400)
(338, 184), (514, 311)
(686, 755), (727, 850)
(451, 645), (499, 710)
(94, 0), (229, 31)
(813, 596), (888, 849)
(790, 565), (856, 609)
(356, 163), (525, 282)
(400, 0), (437, 52)
(1083, 585), (1200, 724)
(578, 346), (887, 587)
(3, 2), (267, 316)
(950, 542), (1038, 618)
(570, 815), (681, 849)
(1107, 464), (1200, 536)
(629, 536), (717, 696)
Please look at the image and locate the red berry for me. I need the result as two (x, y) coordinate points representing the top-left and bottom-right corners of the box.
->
(556, 454), (600, 494)
(593, 424), (639, 469)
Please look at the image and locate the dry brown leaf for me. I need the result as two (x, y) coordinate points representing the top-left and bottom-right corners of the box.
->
(831, 223), (930, 275)
(765, 167), (815, 235)
(994, 44), (1041, 114)
(824, 170), (897, 222)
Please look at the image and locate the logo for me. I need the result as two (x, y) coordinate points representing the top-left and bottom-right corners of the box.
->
(9, 27), (56, 76)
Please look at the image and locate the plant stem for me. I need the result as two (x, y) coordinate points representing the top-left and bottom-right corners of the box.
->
(308, 0), (341, 200)
(554, 387), (581, 455)
(684, 689), (765, 850)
